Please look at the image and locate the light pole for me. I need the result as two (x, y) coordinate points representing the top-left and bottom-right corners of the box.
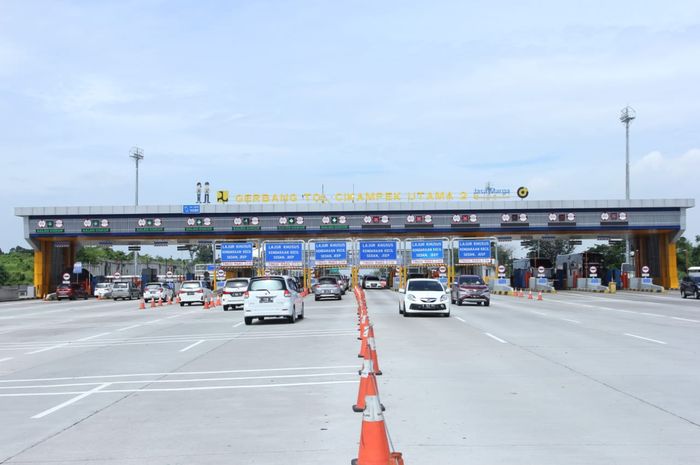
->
(129, 146), (144, 277)
(620, 107), (636, 269)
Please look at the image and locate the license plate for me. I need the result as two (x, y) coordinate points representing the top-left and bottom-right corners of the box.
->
(187, 292), (194, 296)
(233, 292), (243, 297)
(259, 297), (272, 303)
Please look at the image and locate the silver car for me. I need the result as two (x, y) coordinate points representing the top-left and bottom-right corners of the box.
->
(111, 281), (141, 300)
(143, 283), (174, 302)
(314, 277), (342, 301)
(178, 280), (214, 306)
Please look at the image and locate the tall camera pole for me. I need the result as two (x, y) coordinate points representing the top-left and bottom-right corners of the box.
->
(620, 107), (636, 269)
(129, 147), (144, 275)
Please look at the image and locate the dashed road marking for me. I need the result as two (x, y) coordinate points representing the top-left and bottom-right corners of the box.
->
(0, 357), (13, 363)
(455, 316), (466, 323)
(25, 343), (68, 355)
(484, 332), (508, 344)
(179, 340), (206, 352)
(76, 332), (111, 342)
(31, 383), (112, 419)
(624, 333), (667, 345)
(117, 324), (142, 332)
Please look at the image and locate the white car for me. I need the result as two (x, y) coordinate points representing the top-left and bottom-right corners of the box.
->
(362, 276), (383, 289)
(398, 279), (450, 317)
(178, 280), (214, 306)
(243, 276), (304, 325)
(143, 282), (174, 302)
(221, 278), (250, 310)
(94, 282), (112, 299)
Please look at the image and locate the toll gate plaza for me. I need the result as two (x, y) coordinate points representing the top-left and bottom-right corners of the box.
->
(16, 198), (694, 296)
(2, 197), (699, 465)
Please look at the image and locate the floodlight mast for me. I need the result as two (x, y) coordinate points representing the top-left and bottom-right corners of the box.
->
(619, 107), (636, 271)
(129, 146), (144, 206)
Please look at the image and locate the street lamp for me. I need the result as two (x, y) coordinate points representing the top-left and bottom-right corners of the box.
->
(619, 107), (636, 270)
(129, 146), (144, 206)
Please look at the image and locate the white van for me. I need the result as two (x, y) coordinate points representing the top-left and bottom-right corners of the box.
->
(688, 266), (700, 277)
(243, 275), (304, 325)
(221, 278), (250, 310)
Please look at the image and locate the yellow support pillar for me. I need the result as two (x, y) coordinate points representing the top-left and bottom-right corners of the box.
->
(664, 236), (679, 290)
(351, 267), (358, 288)
(33, 242), (48, 298)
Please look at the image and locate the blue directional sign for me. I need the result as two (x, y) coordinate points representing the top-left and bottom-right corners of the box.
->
(359, 240), (397, 265)
(458, 240), (492, 264)
(315, 241), (347, 265)
(410, 240), (444, 265)
(265, 242), (303, 267)
(183, 204), (201, 214)
(220, 242), (254, 266)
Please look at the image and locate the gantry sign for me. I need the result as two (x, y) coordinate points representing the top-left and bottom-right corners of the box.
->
(16, 198), (694, 296)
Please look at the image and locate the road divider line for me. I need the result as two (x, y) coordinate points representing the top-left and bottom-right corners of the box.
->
(531, 311), (546, 316)
(31, 382), (111, 419)
(561, 318), (581, 324)
(25, 343), (68, 355)
(117, 324), (142, 332)
(484, 332), (508, 344)
(0, 365), (360, 383)
(76, 332), (111, 342)
(232, 322), (243, 328)
(672, 317), (700, 323)
(624, 333), (667, 345)
(179, 340), (205, 352)
(0, 357), (13, 363)
(455, 316), (466, 323)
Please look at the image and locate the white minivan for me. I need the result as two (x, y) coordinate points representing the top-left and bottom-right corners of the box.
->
(178, 280), (214, 306)
(243, 276), (304, 325)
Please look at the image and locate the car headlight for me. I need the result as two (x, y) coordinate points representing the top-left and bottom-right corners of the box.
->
(440, 294), (448, 302)
(407, 294), (417, 301)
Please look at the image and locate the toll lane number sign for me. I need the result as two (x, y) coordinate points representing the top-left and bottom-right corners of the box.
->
(458, 240), (491, 264)
(411, 240), (444, 265)
(315, 241), (347, 266)
(359, 241), (397, 266)
(265, 242), (303, 267)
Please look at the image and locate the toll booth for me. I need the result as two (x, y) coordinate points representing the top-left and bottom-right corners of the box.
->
(555, 252), (606, 290)
(261, 240), (306, 289)
(356, 239), (402, 289)
(218, 241), (259, 289)
(513, 258), (553, 289)
(405, 238), (451, 288)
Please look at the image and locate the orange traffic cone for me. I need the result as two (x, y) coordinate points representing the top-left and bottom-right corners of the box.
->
(351, 396), (403, 465)
(353, 359), (383, 412)
(204, 298), (210, 310)
(368, 336), (382, 376)
(150, 298), (156, 309)
(157, 296), (163, 307)
(519, 289), (524, 298)
(176, 294), (181, 304)
(139, 299), (146, 310)
(528, 290), (533, 300)
(537, 291), (543, 301)
(216, 295), (222, 307)
(168, 295), (173, 305)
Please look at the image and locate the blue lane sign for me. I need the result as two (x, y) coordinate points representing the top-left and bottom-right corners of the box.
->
(497, 278), (509, 286)
(265, 242), (303, 267)
(590, 278), (601, 286)
(183, 204), (201, 214)
(537, 277), (549, 285)
(72, 262), (83, 274)
(458, 240), (491, 264)
(411, 240), (444, 265)
(220, 242), (254, 266)
(359, 240), (397, 265)
(315, 241), (347, 266)
(641, 277), (653, 285)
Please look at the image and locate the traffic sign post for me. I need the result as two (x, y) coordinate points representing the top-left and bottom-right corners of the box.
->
(62, 273), (70, 283)
(641, 265), (650, 278)
(114, 272), (121, 280)
(589, 266), (597, 277)
(409, 240), (444, 265)
(220, 242), (255, 267)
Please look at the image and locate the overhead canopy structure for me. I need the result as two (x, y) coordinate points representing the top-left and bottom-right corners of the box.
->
(16, 198), (694, 296)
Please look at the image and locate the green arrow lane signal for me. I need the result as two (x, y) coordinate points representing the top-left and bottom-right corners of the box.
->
(47, 220), (54, 227)
(331, 216), (338, 224)
(92, 220), (99, 227)
(147, 219), (154, 226)
(243, 217), (250, 225)
(288, 217), (295, 224)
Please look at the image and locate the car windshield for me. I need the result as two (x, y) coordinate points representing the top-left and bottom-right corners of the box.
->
(689, 276), (700, 283)
(113, 283), (128, 288)
(407, 281), (444, 292)
(181, 282), (201, 289)
(365, 276), (379, 281)
(96, 283), (111, 289)
(225, 280), (248, 289)
(146, 284), (161, 290)
(459, 276), (484, 285)
(57, 284), (70, 289)
(319, 278), (337, 285)
(249, 279), (285, 291)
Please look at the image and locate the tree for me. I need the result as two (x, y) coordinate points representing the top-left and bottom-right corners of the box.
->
(677, 235), (700, 275)
(0, 263), (8, 285)
(524, 239), (574, 263)
(193, 245), (214, 263)
(585, 242), (625, 269)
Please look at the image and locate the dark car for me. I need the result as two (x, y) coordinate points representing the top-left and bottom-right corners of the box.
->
(680, 275), (700, 299)
(56, 283), (89, 301)
(451, 275), (490, 306)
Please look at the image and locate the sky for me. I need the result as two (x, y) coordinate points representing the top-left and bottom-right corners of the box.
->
(1, 0), (699, 252)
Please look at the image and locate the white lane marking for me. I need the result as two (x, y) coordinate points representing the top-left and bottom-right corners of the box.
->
(165, 315), (182, 319)
(144, 318), (164, 325)
(672, 316), (700, 323)
(455, 316), (466, 323)
(25, 343), (68, 355)
(76, 332), (111, 342)
(484, 332), (508, 344)
(640, 312), (664, 317)
(0, 357), (13, 363)
(232, 322), (243, 328)
(1, 372), (358, 390)
(117, 324), (142, 332)
(12, 380), (356, 399)
(624, 333), (667, 345)
(179, 340), (206, 352)
(31, 383), (111, 419)
(531, 311), (546, 316)
(561, 318), (581, 324)
(0, 365), (360, 384)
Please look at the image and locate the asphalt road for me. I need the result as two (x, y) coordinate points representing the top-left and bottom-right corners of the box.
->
(0, 290), (699, 464)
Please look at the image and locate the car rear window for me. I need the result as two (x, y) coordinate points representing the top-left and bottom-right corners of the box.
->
(113, 282), (128, 288)
(364, 276), (379, 281)
(459, 276), (484, 285)
(96, 283), (111, 289)
(408, 281), (444, 291)
(249, 279), (285, 291)
(225, 280), (249, 289)
(146, 284), (161, 290)
(58, 284), (70, 289)
(181, 282), (201, 289)
(319, 277), (337, 285)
